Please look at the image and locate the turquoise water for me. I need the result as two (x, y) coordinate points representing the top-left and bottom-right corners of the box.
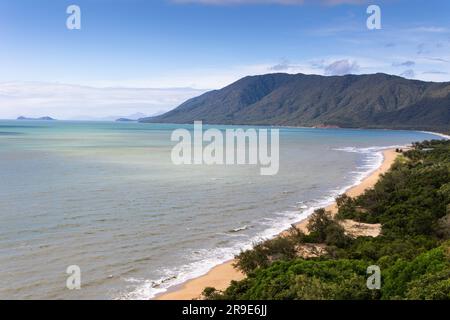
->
(0, 120), (440, 299)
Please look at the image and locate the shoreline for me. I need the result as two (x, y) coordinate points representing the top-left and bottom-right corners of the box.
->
(156, 148), (400, 300)
(420, 131), (450, 140)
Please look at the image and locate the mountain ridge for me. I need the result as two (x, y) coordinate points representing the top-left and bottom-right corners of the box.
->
(17, 116), (56, 121)
(140, 73), (450, 133)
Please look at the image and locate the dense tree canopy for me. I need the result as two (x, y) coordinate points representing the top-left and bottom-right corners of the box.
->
(203, 140), (450, 300)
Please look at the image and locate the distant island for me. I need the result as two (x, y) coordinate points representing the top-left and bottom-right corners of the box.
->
(140, 73), (450, 134)
(116, 118), (137, 122)
(17, 116), (56, 121)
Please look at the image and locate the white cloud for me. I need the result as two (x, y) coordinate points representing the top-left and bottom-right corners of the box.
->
(269, 59), (293, 71)
(392, 61), (415, 67)
(2, 52), (449, 120)
(324, 59), (359, 75)
(400, 69), (415, 79)
(0, 82), (205, 120)
(409, 27), (450, 34)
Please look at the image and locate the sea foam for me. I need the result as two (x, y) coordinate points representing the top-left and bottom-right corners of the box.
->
(119, 145), (400, 300)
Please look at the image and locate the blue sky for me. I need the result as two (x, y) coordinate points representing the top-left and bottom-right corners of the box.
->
(1, 0), (450, 119)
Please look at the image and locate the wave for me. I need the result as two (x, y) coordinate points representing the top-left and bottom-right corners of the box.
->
(229, 225), (249, 233)
(420, 131), (450, 140)
(118, 145), (396, 300)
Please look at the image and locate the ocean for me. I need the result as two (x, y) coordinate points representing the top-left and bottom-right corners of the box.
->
(0, 120), (440, 299)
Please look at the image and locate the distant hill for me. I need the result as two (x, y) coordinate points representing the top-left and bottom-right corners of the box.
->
(120, 112), (147, 120)
(140, 73), (450, 133)
(17, 116), (56, 121)
(116, 118), (137, 122)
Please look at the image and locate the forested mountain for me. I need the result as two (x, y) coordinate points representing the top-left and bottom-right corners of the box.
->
(141, 73), (450, 133)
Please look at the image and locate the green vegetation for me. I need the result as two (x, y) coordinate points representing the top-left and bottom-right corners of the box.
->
(141, 73), (450, 133)
(304, 208), (351, 248)
(203, 140), (450, 300)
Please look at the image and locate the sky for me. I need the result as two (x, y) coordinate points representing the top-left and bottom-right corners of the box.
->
(1, 0), (450, 119)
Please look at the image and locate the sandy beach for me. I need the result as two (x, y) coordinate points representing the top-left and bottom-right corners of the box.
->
(156, 148), (399, 300)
